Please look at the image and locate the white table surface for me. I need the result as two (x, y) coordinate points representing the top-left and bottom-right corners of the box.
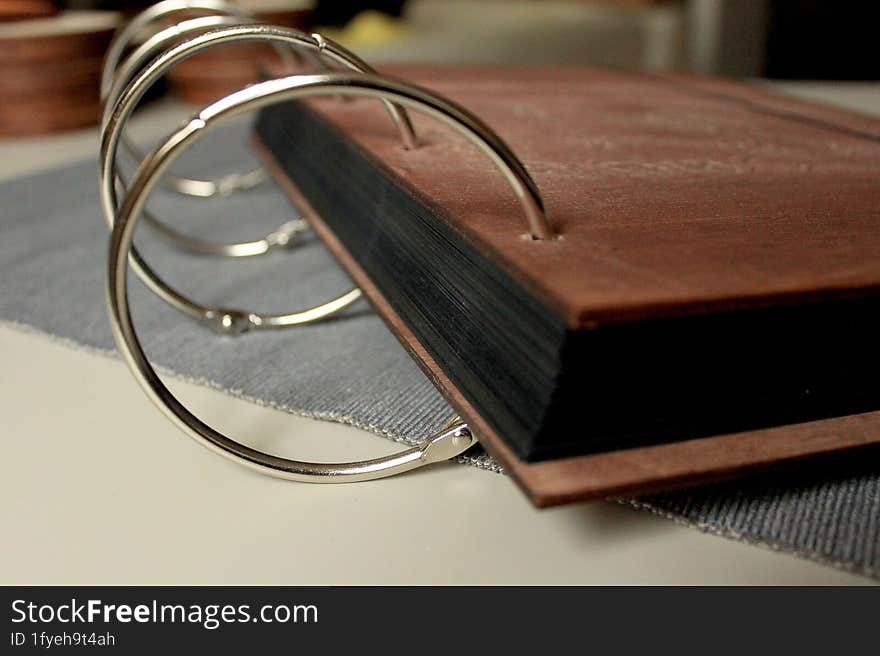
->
(1, 84), (877, 585)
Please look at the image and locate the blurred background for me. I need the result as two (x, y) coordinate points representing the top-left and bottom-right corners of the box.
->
(0, 0), (877, 136)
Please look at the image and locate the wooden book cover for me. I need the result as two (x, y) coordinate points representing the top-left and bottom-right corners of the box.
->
(254, 65), (880, 506)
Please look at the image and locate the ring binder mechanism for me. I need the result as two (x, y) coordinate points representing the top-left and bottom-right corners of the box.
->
(101, 2), (284, 200)
(100, 1), (416, 263)
(99, 5), (550, 483)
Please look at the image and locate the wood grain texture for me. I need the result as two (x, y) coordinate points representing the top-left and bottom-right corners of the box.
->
(292, 65), (880, 329)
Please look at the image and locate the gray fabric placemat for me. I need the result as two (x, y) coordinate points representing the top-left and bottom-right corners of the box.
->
(1, 123), (877, 580)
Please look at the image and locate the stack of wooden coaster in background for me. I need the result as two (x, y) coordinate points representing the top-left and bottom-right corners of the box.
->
(0, 3), (119, 137)
(165, 0), (315, 105)
(0, 0), (59, 22)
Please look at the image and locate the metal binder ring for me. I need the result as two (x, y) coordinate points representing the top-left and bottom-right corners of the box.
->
(102, 5), (416, 200)
(100, 0), (295, 199)
(101, 0), (259, 100)
(102, 23), (417, 262)
(103, 16), (305, 258)
(102, 15), (281, 201)
(107, 72), (549, 481)
(103, 68), (548, 334)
